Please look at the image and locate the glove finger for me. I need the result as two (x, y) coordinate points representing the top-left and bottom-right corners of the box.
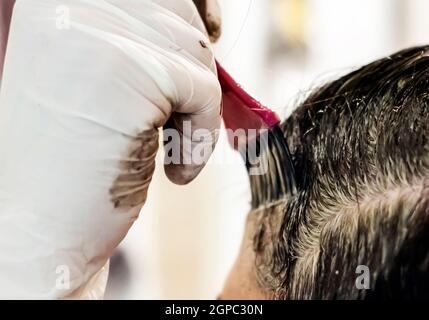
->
(104, 0), (217, 74)
(163, 67), (221, 185)
(154, 0), (209, 36)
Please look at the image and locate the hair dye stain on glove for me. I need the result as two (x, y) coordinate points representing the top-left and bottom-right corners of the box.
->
(193, 0), (222, 42)
(110, 129), (159, 208)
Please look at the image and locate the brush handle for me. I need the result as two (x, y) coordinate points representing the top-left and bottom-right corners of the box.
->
(216, 60), (280, 130)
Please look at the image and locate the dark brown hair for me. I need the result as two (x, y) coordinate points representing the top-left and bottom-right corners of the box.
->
(252, 46), (429, 299)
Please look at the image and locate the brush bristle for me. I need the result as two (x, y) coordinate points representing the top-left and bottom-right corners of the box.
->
(244, 126), (297, 209)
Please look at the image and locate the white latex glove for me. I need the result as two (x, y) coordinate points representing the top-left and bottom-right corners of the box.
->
(0, 0), (221, 299)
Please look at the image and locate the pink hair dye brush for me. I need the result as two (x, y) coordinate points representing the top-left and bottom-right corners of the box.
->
(216, 61), (297, 207)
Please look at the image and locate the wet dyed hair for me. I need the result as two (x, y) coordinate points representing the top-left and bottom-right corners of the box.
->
(252, 46), (429, 299)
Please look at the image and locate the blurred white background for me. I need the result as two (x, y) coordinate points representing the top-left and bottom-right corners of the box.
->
(105, 0), (429, 299)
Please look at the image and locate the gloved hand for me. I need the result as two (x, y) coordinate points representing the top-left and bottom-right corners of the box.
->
(0, 0), (221, 299)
